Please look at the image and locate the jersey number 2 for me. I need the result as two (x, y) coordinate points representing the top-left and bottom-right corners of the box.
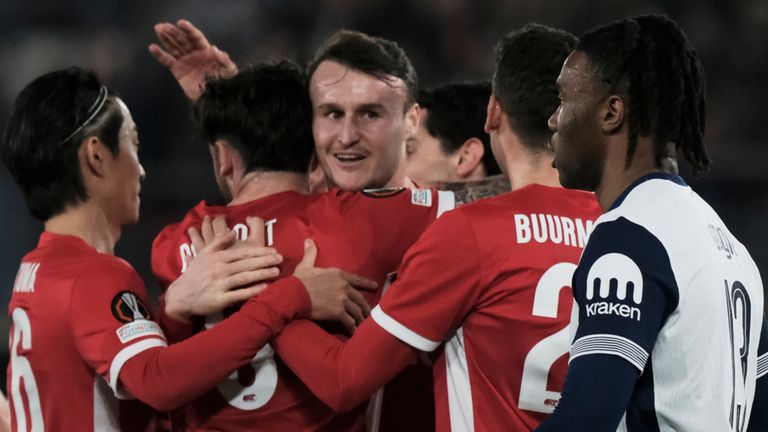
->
(9, 308), (45, 431)
(518, 262), (576, 414)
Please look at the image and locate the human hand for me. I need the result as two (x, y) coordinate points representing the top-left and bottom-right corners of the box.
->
(165, 215), (282, 322)
(148, 19), (238, 101)
(293, 239), (378, 334)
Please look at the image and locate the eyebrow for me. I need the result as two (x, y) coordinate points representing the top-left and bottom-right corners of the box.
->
(357, 103), (386, 112)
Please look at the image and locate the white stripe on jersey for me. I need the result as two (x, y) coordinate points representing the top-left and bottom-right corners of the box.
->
(437, 191), (456, 217)
(758, 352), (768, 379)
(108, 337), (167, 398)
(93, 377), (119, 432)
(570, 334), (649, 371)
(371, 306), (441, 352)
(446, 327), (474, 432)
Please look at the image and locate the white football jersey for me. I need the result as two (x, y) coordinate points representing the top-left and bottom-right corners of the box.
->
(569, 173), (765, 431)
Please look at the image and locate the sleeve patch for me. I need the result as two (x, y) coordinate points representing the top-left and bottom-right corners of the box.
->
(411, 189), (433, 207)
(116, 320), (165, 344)
(111, 291), (152, 323)
(584, 253), (644, 322)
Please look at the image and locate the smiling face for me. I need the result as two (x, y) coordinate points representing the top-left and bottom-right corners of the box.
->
(310, 60), (416, 191)
(105, 98), (144, 226)
(548, 51), (607, 192)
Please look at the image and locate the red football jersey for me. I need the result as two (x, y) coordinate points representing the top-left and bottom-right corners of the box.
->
(7, 232), (167, 432)
(374, 185), (600, 431)
(151, 188), (453, 431)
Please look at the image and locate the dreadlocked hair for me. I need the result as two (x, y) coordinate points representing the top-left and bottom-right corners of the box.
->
(577, 15), (710, 174)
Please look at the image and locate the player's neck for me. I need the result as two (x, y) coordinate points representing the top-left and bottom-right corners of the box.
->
(44, 201), (121, 254)
(506, 148), (560, 191)
(595, 136), (668, 211)
(229, 171), (309, 205)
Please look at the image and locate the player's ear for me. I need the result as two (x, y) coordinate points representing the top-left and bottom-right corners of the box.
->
(212, 139), (234, 178)
(82, 136), (108, 178)
(484, 94), (502, 133)
(601, 94), (625, 135)
(404, 102), (420, 140)
(455, 138), (485, 178)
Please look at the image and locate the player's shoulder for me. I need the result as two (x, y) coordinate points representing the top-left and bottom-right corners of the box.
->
(153, 200), (210, 245)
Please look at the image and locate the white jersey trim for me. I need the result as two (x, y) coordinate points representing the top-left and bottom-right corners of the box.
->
(570, 334), (649, 372)
(108, 337), (167, 399)
(446, 327), (474, 432)
(758, 352), (768, 379)
(437, 190), (456, 217)
(371, 305), (440, 352)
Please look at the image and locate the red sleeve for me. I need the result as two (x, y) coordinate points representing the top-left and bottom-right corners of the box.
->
(272, 318), (418, 412)
(373, 208), (482, 350)
(115, 277), (309, 411)
(155, 293), (194, 344)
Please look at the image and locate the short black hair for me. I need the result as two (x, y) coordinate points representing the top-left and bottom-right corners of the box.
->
(193, 60), (314, 174)
(577, 15), (710, 174)
(418, 81), (501, 176)
(1, 67), (122, 221)
(493, 23), (578, 151)
(307, 30), (418, 109)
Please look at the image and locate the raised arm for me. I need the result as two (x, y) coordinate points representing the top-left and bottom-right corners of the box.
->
(148, 19), (238, 101)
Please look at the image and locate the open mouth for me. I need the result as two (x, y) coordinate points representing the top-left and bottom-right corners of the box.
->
(334, 153), (366, 163)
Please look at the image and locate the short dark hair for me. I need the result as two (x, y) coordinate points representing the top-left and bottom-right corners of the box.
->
(577, 15), (710, 174)
(193, 60), (314, 174)
(307, 30), (418, 108)
(1, 67), (122, 221)
(493, 23), (577, 151)
(418, 81), (501, 176)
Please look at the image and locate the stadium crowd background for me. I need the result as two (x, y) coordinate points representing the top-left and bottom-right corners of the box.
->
(0, 0), (766, 389)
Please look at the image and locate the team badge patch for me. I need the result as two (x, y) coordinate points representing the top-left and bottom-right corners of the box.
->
(411, 188), (433, 207)
(111, 291), (152, 323)
(362, 187), (406, 198)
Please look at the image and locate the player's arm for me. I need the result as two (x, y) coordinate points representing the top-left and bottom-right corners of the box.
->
(73, 238), (374, 412)
(536, 218), (678, 431)
(274, 210), (481, 411)
(432, 174), (511, 206)
(749, 317), (768, 430)
(148, 19), (237, 101)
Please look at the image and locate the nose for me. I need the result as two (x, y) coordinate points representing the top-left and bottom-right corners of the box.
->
(547, 106), (559, 132)
(139, 163), (146, 182)
(339, 116), (360, 147)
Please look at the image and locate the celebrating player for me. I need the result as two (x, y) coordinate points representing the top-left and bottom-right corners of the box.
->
(405, 81), (501, 187)
(263, 24), (601, 431)
(1, 67), (372, 431)
(150, 61), (456, 430)
(536, 15), (768, 431)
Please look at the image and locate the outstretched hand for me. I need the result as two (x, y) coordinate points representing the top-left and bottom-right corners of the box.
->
(164, 215), (282, 322)
(148, 19), (238, 101)
(293, 239), (378, 334)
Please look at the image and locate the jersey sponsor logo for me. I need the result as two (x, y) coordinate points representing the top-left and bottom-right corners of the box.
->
(411, 188), (433, 207)
(111, 291), (152, 323)
(116, 320), (164, 343)
(514, 214), (594, 248)
(13, 262), (40, 293)
(362, 187), (406, 198)
(584, 253), (643, 321)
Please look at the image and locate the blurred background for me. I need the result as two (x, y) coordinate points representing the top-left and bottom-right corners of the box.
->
(1, 0), (766, 388)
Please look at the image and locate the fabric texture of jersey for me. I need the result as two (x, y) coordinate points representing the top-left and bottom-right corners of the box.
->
(569, 173), (765, 431)
(151, 188), (452, 431)
(373, 185), (600, 431)
(7, 232), (166, 432)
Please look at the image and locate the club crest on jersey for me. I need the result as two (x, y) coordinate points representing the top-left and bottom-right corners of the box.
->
(584, 253), (643, 321)
(411, 188), (433, 207)
(362, 187), (406, 198)
(111, 291), (151, 323)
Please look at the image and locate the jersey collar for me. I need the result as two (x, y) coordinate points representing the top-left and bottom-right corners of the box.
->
(608, 172), (687, 211)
